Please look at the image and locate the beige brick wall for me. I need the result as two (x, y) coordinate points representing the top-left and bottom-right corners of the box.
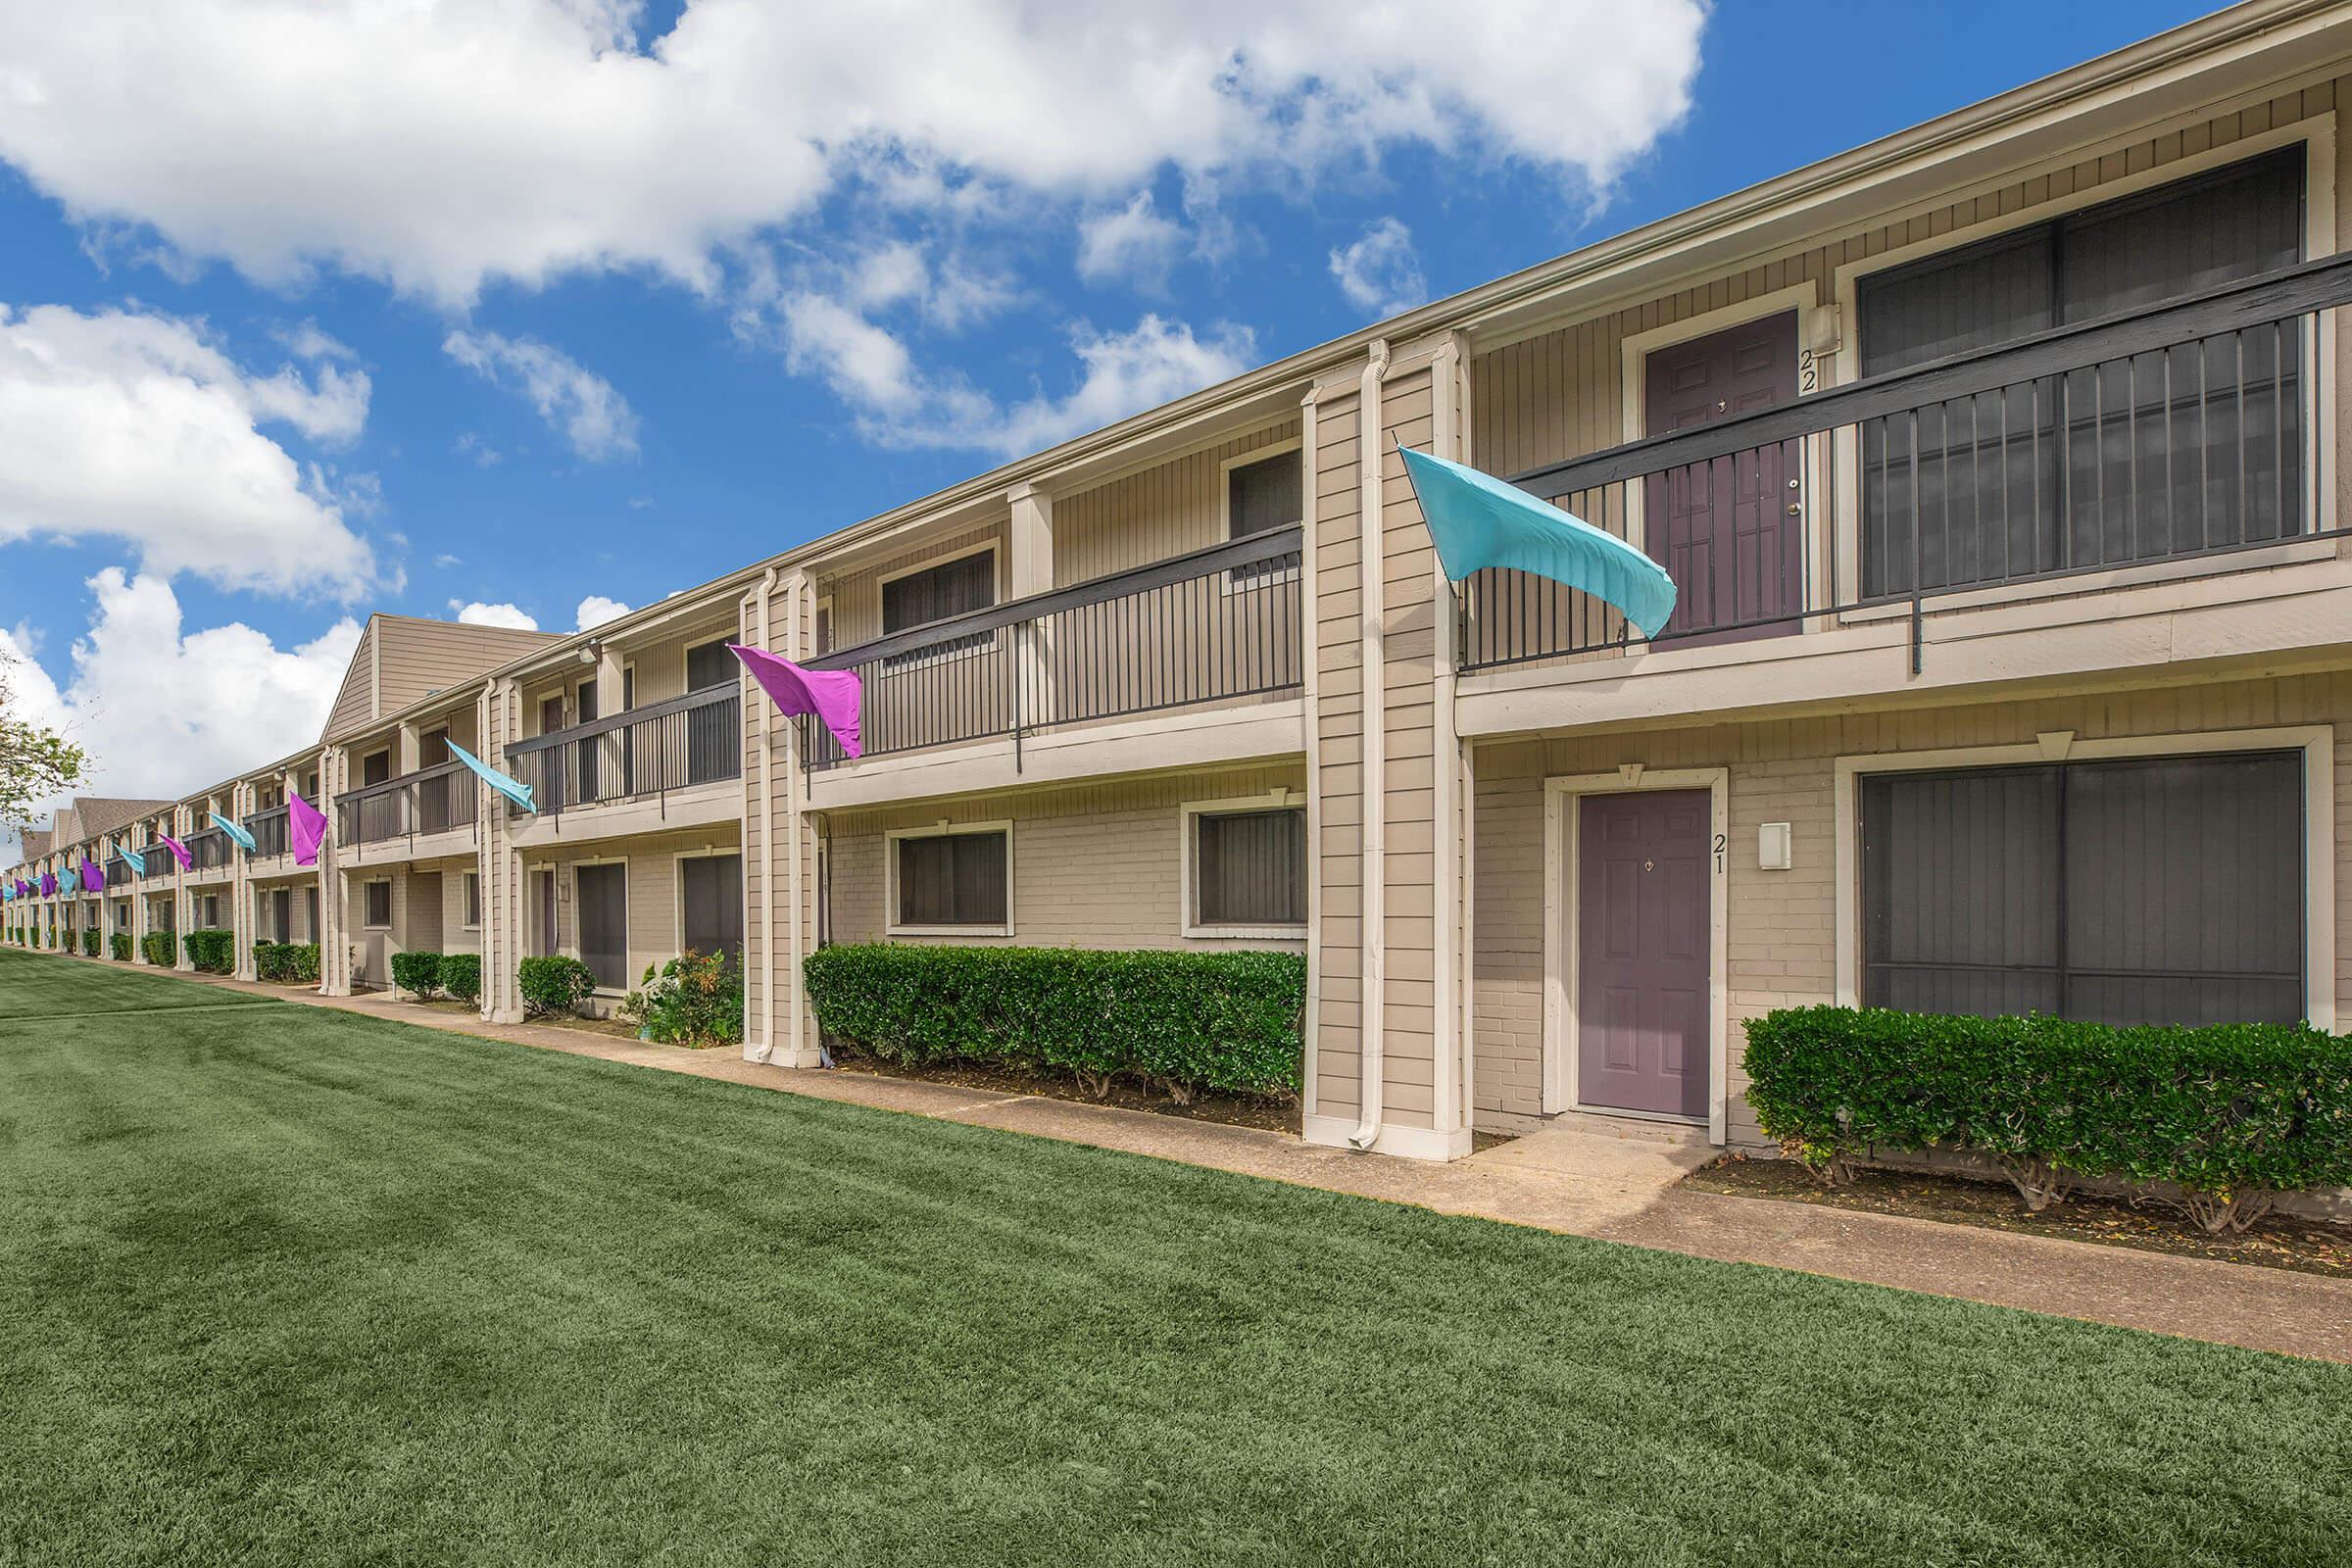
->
(1473, 670), (2352, 1145)
(825, 766), (1306, 952)
(521, 827), (744, 996)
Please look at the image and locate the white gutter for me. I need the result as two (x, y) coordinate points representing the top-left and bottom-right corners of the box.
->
(1350, 340), (1391, 1152)
(751, 567), (779, 1064)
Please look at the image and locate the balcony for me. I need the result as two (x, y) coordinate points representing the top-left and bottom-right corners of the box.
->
(141, 844), (177, 878)
(335, 760), (478, 850)
(503, 686), (742, 818)
(245, 805), (291, 859)
(799, 526), (1303, 778)
(1457, 255), (2350, 705)
(182, 827), (234, 876)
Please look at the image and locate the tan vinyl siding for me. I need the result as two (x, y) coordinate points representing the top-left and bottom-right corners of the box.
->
(825, 768), (1306, 951)
(1310, 384), (1363, 1119)
(373, 620), (558, 720)
(1052, 418), (1301, 585)
(324, 621), (378, 739)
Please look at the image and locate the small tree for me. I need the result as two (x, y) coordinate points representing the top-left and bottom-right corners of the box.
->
(0, 647), (85, 833)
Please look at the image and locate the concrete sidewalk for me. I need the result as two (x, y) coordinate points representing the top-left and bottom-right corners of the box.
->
(122, 957), (2352, 1363)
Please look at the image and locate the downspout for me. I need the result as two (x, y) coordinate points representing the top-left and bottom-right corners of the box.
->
(1350, 339), (1391, 1152)
(1298, 385), (1322, 1128)
(751, 567), (779, 1063)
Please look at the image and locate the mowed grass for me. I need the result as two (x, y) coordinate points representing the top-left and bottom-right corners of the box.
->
(1, 949), (2347, 1567)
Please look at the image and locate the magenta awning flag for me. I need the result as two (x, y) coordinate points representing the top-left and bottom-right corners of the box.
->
(158, 833), (192, 871)
(289, 792), (327, 866)
(727, 642), (861, 759)
(40, 872), (56, 898)
(82, 858), (105, 891)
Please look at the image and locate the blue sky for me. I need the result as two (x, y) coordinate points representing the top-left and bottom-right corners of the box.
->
(0, 0), (2210, 812)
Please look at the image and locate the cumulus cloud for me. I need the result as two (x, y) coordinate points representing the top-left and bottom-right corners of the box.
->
(0, 303), (379, 600)
(442, 330), (638, 461)
(448, 600), (539, 630)
(1077, 192), (1187, 292)
(777, 307), (1251, 456)
(0, 569), (361, 809)
(1329, 217), (1428, 318)
(575, 595), (630, 631)
(0, 1), (1706, 305)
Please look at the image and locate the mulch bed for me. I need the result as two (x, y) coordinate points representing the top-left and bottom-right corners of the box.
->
(1687, 1154), (2352, 1279)
(824, 1051), (1301, 1135)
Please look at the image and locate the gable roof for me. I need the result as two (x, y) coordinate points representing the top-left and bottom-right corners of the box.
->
(322, 614), (560, 742)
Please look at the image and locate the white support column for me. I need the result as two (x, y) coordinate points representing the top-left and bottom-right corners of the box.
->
(480, 679), (527, 1022)
(231, 780), (259, 980)
(1008, 481), (1054, 726)
(172, 805), (196, 971)
(318, 750), (353, 996)
(781, 569), (820, 1067)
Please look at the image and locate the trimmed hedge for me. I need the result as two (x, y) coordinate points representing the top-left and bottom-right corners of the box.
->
(803, 944), (1305, 1102)
(254, 942), (321, 984)
(110, 933), (131, 961)
(390, 951), (443, 1000)
(80, 929), (99, 957)
(441, 954), (482, 1006)
(182, 928), (234, 974)
(1744, 1005), (2352, 1234)
(141, 931), (175, 967)
(518, 955), (598, 1018)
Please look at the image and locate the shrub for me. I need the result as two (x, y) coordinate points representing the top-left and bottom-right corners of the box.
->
(81, 929), (100, 956)
(440, 953), (482, 1006)
(390, 951), (444, 1000)
(141, 930), (175, 967)
(518, 955), (599, 1018)
(803, 944), (1305, 1102)
(1743, 1005), (2352, 1233)
(619, 951), (743, 1047)
(110, 933), (131, 961)
(182, 928), (234, 974)
(253, 941), (318, 983)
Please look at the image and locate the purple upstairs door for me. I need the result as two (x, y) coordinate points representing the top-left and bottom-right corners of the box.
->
(1576, 790), (1711, 1119)
(1642, 311), (1801, 644)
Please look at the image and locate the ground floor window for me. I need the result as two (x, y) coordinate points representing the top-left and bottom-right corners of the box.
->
(679, 854), (742, 966)
(576, 862), (628, 990)
(463, 871), (480, 930)
(1190, 804), (1306, 931)
(364, 881), (391, 929)
(201, 894), (221, 929)
(891, 824), (1009, 932)
(1859, 750), (2304, 1025)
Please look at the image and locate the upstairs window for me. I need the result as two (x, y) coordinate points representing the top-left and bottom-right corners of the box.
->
(879, 547), (999, 676)
(1225, 449), (1302, 587)
(1859, 148), (2306, 598)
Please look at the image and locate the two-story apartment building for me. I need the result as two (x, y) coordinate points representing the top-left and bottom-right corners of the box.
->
(11, 0), (2351, 1163)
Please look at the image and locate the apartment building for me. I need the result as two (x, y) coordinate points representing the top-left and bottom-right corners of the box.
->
(10, 0), (2351, 1162)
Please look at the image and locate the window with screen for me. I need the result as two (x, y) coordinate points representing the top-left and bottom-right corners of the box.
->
(364, 881), (391, 928)
(1226, 451), (1301, 586)
(895, 829), (1008, 929)
(1858, 148), (2306, 597)
(681, 855), (743, 967)
(1860, 751), (2303, 1026)
(1195, 808), (1306, 928)
(576, 863), (627, 989)
(880, 551), (997, 670)
(464, 872), (481, 929)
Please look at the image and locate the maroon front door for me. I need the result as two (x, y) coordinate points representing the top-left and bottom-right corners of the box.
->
(1577, 790), (1710, 1118)
(1643, 311), (1800, 643)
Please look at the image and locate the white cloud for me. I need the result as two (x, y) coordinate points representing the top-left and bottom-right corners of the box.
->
(782, 305), (1252, 456)
(0, 303), (379, 600)
(0, 569), (361, 809)
(432, 553), (463, 567)
(452, 430), (504, 467)
(1077, 192), (1186, 291)
(443, 330), (638, 461)
(275, 319), (355, 362)
(448, 600), (539, 630)
(1329, 217), (1427, 318)
(575, 594), (630, 631)
(0, 1), (1706, 305)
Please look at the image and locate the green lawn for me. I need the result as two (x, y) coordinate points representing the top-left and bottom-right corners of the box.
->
(2, 949), (2347, 1566)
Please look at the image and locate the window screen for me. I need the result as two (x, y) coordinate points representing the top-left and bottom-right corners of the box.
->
(1859, 149), (2306, 596)
(1228, 453), (1301, 538)
(464, 872), (481, 928)
(1196, 808), (1306, 927)
(897, 831), (1007, 927)
(576, 863), (627, 989)
(681, 855), (743, 965)
(883, 552), (996, 634)
(686, 639), (734, 692)
(364, 882), (391, 928)
(1861, 751), (2303, 1025)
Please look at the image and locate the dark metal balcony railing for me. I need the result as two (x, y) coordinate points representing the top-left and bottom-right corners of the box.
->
(141, 844), (177, 878)
(183, 827), (233, 872)
(1460, 253), (2351, 673)
(797, 525), (1303, 769)
(244, 806), (290, 858)
(503, 686), (742, 816)
(334, 759), (479, 847)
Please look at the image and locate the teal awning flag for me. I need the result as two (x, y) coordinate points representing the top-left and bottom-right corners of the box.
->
(212, 812), (258, 854)
(114, 838), (150, 878)
(448, 741), (536, 814)
(58, 863), (77, 895)
(1396, 446), (1678, 640)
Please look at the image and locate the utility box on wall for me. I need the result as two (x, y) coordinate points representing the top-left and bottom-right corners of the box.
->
(1758, 821), (1792, 872)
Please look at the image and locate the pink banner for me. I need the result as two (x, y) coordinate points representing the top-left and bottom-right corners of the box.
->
(727, 642), (862, 759)
(157, 833), (192, 871)
(288, 793), (327, 866)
